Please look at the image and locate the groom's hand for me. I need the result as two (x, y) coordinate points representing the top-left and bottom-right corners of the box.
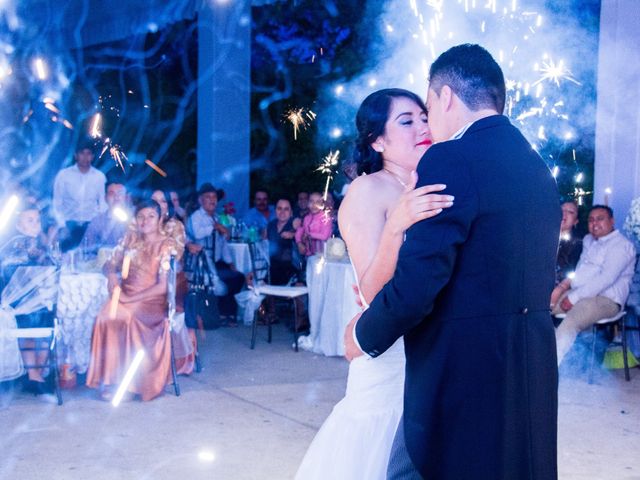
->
(344, 313), (365, 362)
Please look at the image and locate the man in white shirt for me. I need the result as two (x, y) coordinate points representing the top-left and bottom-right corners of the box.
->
(52, 140), (107, 251)
(551, 205), (636, 363)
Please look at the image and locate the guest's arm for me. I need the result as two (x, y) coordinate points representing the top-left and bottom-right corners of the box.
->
(119, 275), (168, 303)
(354, 146), (477, 357)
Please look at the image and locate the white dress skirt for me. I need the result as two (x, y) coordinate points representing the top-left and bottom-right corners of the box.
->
(295, 336), (405, 480)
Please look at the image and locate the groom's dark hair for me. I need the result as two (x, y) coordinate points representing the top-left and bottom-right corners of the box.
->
(429, 44), (505, 114)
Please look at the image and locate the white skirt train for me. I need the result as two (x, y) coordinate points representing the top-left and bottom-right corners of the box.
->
(295, 338), (405, 480)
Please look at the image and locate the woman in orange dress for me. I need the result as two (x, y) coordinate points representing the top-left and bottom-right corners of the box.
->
(87, 199), (176, 401)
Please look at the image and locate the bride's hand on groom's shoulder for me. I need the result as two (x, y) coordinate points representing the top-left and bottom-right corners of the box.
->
(344, 312), (365, 362)
(387, 172), (455, 234)
(352, 284), (364, 309)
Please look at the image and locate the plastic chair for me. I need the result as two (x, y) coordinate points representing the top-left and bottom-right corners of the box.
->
(247, 242), (308, 351)
(588, 310), (632, 383)
(3, 266), (63, 405)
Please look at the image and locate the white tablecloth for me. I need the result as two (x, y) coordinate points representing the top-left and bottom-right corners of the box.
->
(57, 272), (108, 374)
(228, 240), (269, 275)
(303, 255), (360, 356)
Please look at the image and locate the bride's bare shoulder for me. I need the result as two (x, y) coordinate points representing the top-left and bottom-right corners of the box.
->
(339, 173), (388, 221)
(343, 172), (388, 201)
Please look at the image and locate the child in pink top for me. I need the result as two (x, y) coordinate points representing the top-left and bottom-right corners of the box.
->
(295, 192), (333, 256)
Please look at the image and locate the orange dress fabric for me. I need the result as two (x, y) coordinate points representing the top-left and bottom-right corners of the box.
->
(86, 236), (174, 401)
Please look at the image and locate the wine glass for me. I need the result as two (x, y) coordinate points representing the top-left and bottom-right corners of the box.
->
(49, 240), (62, 267)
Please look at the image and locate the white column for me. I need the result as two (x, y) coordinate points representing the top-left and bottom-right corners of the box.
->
(594, 0), (640, 226)
(197, 0), (251, 215)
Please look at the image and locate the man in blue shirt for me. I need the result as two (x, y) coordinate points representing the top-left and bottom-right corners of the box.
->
(243, 189), (275, 236)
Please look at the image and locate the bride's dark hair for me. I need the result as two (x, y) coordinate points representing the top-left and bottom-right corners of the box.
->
(353, 88), (428, 175)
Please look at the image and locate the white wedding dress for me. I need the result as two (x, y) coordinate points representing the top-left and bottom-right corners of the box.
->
(295, 272), (405, 480)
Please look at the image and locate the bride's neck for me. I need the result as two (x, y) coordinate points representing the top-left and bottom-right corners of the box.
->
(382, 159), (412, 185)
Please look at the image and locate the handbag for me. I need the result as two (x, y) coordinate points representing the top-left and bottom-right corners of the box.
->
(185, 251), (224, 330)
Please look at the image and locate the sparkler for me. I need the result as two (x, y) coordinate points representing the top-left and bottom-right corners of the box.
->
(112, 206), (129, 223)
(111, 349), (145, 407)
(33, 57), (47, 80)
(98, 138), (128, 172)
(284, 107), (316, 140)
(0, 195), (20, 231)
(572, 187), (591, 206)
(121, 254), (131, 280)
(90, 113), (102, 138)
(533, 57), (581, 87)
(145, 159), (167, 177)
(316, 150), (340, 201)
(109, 285), (121, 319)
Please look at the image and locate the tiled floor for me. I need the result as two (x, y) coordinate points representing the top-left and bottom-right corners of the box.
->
(1, 324), (638, 479)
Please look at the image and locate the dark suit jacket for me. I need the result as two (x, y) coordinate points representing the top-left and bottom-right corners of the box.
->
(356, 115), (560, 480)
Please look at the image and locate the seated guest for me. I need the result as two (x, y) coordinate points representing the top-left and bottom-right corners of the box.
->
(0, 207), (54, 393)
(150, 189), (186, 254)
(82, 180), (131, 258)
(267, 198), (299, 285)
(556, 200), (583, 285)
(243, 189), (275, 236)
(266, 198), (308, 330)
(186, 183), (245, 324)
(551, 205), (636, 364)
(293, 191), (309, 221)
(169, 190), (187, 222)
(295, 192), (333, 257)
(87, 200), (177, 401)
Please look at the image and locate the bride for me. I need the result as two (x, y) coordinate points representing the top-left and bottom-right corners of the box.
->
(295, 88), (454, 479)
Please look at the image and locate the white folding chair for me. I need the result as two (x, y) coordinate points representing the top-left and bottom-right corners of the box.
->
(3, 266), (63, 405)
(247, 242), (308, 351)
(588, 310), (632, 383)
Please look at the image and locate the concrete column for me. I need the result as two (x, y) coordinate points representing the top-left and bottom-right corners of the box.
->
(594, 0), (640, 225)
(197, 0), (251, 215)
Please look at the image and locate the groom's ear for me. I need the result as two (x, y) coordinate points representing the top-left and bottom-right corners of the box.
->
(441, 85), (454, 111)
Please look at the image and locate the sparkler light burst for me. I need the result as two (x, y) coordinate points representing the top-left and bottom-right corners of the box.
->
(320, 0), (595, 176)
(317, 150), (340, 201)
(533, 57), (582, 88)
(284, 107), (316, 140)
(394, 0), (585, 148)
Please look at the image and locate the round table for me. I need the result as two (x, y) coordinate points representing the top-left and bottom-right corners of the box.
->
(228, 240), (269, 275)
(57, 272), (108, 374)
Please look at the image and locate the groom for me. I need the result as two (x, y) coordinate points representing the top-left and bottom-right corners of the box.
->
(344, 44), (560, 479)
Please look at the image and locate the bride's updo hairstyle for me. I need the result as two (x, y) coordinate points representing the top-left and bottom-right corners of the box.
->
(353, 88), (427, 175)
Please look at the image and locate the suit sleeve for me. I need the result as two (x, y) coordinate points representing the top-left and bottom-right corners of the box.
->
(355, 145), (478, 357)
